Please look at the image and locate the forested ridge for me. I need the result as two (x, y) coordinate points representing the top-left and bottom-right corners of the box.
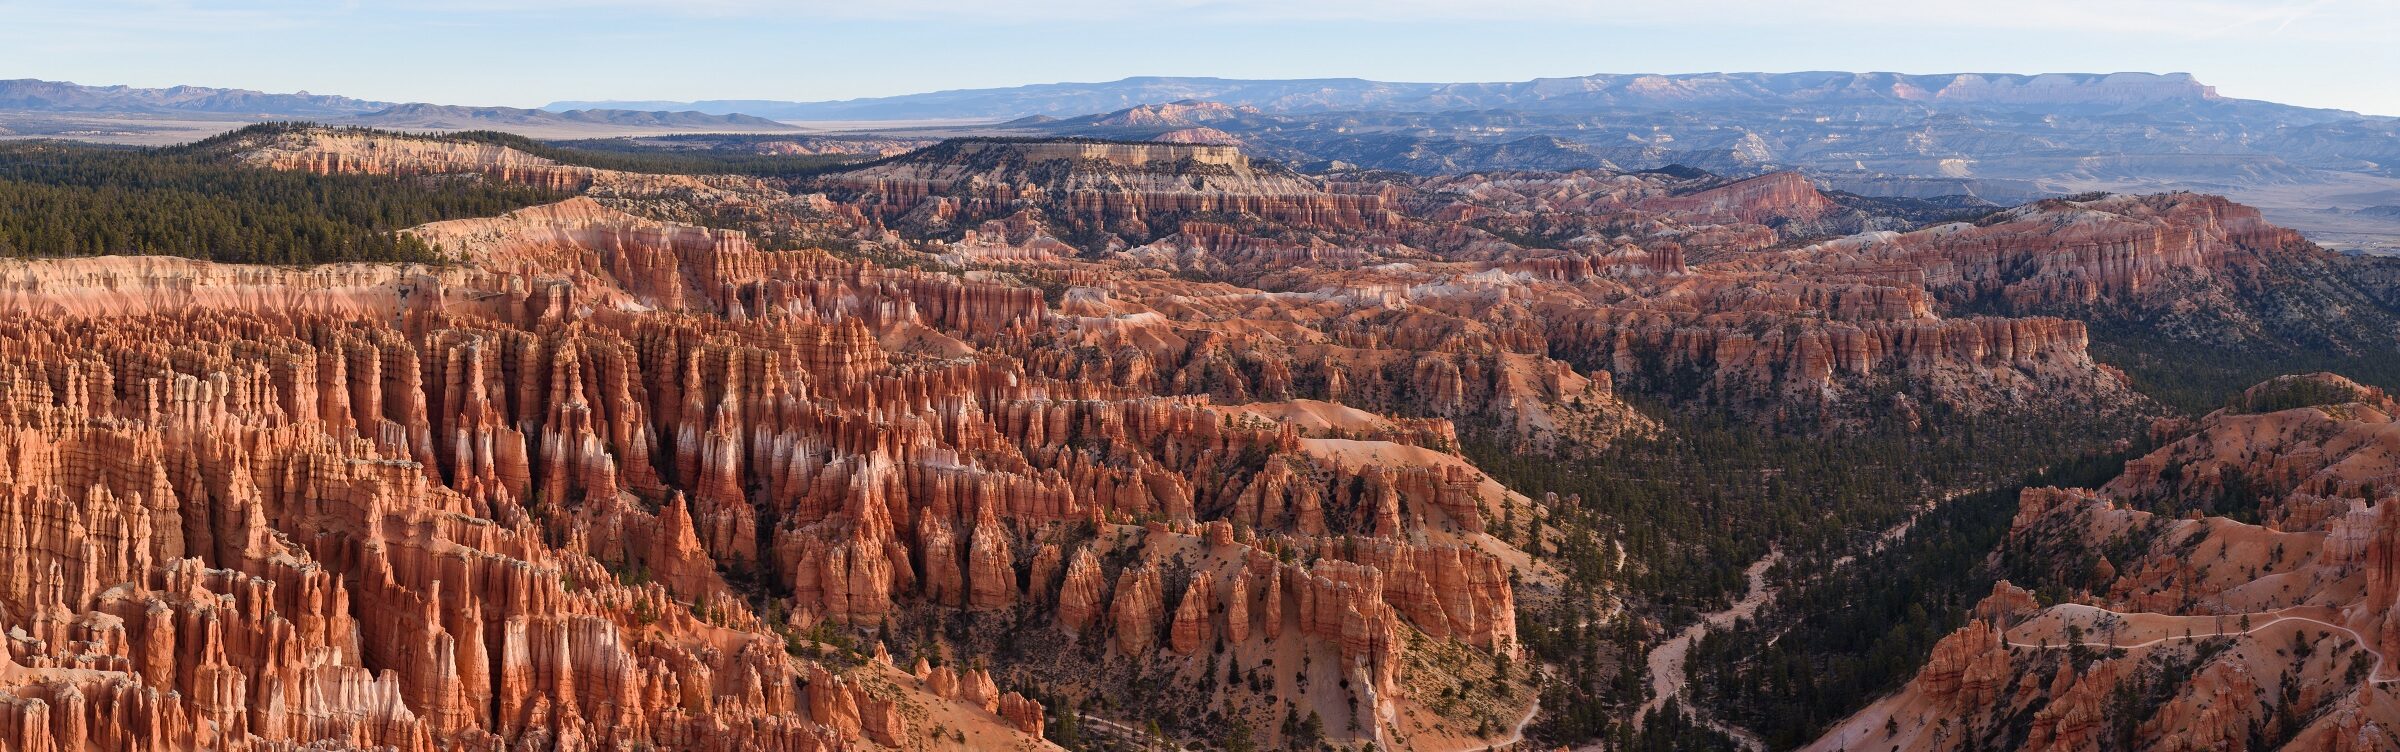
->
(1681, 448), (2142, 749)
(0, 137), (563, 264)
(1659, 327), (2400, 750)
(1461, 388), (2148, 747)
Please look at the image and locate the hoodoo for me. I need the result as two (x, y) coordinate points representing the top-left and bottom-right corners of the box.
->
(3, 40), (2399, 750)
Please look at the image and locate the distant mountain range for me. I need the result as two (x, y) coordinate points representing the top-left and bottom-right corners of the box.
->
(0, 79), (798, 131)
(8, 73), (2397, 252)
(0, 78), (391, 116)
(543, 71), (2358, 121)
(584, 72), (2385, 252)
(351, 103), (792, 131)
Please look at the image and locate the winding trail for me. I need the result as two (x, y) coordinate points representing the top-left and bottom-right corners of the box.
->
(1078, 712), (1194, 751)
(1631, 550), (1780, 751)
(1628, 492), (1967, 750)
(2001, 603), (2398, 684)
(1479, 691), (1547, 751)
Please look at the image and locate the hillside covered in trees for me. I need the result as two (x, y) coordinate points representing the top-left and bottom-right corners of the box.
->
(0, 133), (564, 264)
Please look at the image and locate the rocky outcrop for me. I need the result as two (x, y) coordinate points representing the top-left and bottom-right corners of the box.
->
(28, 126), (2362, 752)
(998, 692), (1047, 736)
(815, 139), (1395, 244)
(1803, 375), (2400, 752)
(1111, 565), (1165, 655)
(1169, 571), (1215, 655)
(0, 232), (1091, 749)
(1909, 619), (2010, 709)
(235, 128), (780, 205)
(1551, 305), (2122, 414)
(1056, 547), (1104, 633)
(1637, 171), (1843, 228)
(1796, 192), (2315, 309)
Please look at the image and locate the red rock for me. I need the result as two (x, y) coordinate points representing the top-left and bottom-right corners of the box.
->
(998, 692), (1046, 737)
(1111, 565), (1165, 655)
(818, 140), (1395, 241)
(1636, 172), (1842, 227)
(1057, 547), (1105, 634)
(965, 509), (1017, 610)
(1170, 571), (1216, 655)
(35, 128), (2336, 751)
(958, 668), (1000, 713)
(1910, 619), (2010, 708)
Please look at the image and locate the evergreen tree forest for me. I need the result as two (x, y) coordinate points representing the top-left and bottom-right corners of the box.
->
(1649, 327), (2393, 750)
(0, 137), (563, 264)
(1464, 392), (2149, 747)
(1679, 448), (2140, 749)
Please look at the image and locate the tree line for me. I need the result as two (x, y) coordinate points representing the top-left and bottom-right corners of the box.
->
(0, 137), (562, 265)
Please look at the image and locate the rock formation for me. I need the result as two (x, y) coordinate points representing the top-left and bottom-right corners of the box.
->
(1803, 376), (2400, 752)
(6, 125), (2381, 751)
(814, 138), (1396, 244)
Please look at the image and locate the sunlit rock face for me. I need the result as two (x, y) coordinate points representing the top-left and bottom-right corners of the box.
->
(1805, 374), (2400, 752)
(0, 176), (1534, 751)
(5, 126), (2379, 751)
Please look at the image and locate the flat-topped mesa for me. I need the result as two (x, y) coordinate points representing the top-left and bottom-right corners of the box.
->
(1550, 306), (2117, 414)
(403, 197), (1045, 334)
(229, 127), (788, 213)
(1637, 171), (1843, 228)
(1796, 192), (2314, 309)
(1894, 71), (2219, 106)
(952, 139), (1249, 170)
(0, 195), (1042, 346)
(815, 138), (1393, 242)
(236, 128), (601, 192)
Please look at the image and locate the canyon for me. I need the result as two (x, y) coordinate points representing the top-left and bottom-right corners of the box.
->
(1804, 374), (2400, 752)
(0, 121), (2393, 752)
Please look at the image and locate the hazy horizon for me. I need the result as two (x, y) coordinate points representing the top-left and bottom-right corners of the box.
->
(5, 0), (2395, 116)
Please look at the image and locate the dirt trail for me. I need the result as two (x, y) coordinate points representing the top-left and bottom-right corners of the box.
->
(1489, 693), (1544, 750)
(1629, 493), (1963, 750)
(1630, 550), (1780, 750)
(2004, 603), (2398, 684)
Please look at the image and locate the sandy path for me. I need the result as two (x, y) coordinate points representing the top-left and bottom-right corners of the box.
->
(1630, 550), (1781, 750)
(1489, 691), (1545, 750)
(1627, 492), (1964, 750)
(2003, 603), (2398, 684)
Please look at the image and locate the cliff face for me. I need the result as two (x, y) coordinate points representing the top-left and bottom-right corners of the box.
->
(240, 129), (603, 192)
(813, 139), (1396, 245)
(12, 128), (2380, 750)
(1635, 171), (1844, 229)
(1787, 192), (2311, 309)
(1804, 376), (2400, 752)
(849, 137), (2377, 430)
(229, 129), (815, 229)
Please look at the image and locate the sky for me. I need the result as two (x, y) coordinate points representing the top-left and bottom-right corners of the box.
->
(3, 0), (2396, 115)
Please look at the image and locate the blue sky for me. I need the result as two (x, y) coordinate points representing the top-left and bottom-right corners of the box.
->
(5, 0), (2395, 115)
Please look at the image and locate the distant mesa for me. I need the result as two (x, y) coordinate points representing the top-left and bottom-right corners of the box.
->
(347, 102), (799, 131)
(0, 77), (391, 116)
(0, 78), (798, 133)
(543, 71), (2255, 121)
